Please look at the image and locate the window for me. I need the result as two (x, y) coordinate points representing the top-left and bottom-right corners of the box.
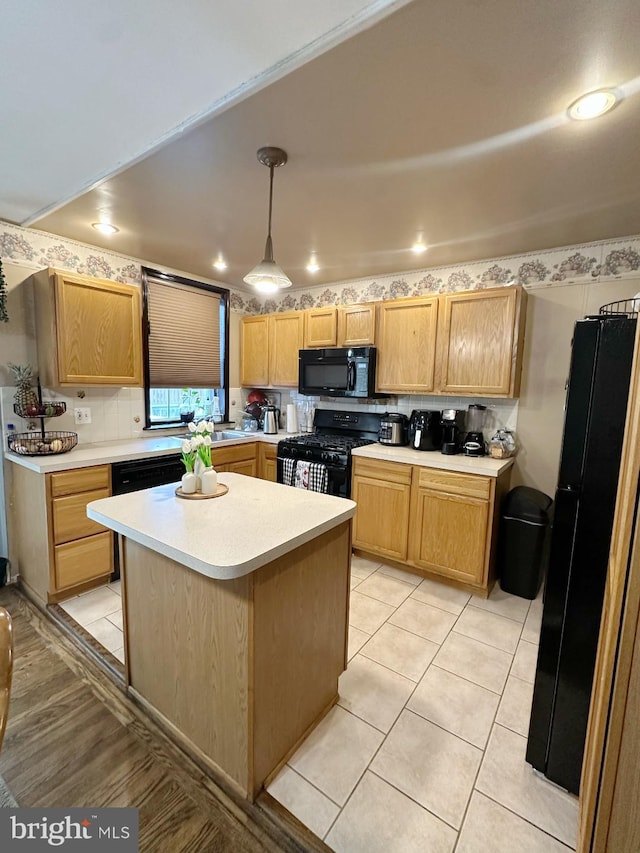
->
(142, 268), (229, 428)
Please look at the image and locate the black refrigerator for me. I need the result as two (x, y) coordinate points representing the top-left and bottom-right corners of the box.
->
(526, 314), (636, 794)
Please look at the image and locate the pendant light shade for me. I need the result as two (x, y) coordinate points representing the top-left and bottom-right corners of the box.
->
(244, 146), (292, 292)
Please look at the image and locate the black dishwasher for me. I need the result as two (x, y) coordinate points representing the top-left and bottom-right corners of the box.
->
(111, 454), (184, 575)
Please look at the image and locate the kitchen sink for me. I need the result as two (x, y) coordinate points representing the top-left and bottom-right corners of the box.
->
(168, 429), (253, 444)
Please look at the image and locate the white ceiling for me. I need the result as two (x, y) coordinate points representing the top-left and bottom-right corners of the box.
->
(3, 0), (640, 288)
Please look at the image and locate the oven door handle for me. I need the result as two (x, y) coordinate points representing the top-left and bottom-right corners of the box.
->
(347, 360), (356, 391)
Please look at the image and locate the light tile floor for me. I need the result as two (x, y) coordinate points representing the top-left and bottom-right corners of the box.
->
(268, 556), (578, 853)
(60, 581), (125, 662)
(60, 562), (576, 852)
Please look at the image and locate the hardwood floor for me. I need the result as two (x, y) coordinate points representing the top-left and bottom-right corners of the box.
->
(0, 586), (324, 853)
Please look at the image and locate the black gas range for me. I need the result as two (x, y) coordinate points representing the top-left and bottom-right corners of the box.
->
(277, 409), (382, 498)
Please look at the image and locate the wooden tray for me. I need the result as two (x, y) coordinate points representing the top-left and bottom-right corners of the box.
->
(175, 483), (229, 500)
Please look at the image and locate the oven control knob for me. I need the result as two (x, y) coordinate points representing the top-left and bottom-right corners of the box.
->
(305, 448), (313, 460)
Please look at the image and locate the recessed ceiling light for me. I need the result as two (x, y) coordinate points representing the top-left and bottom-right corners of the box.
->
(213, 256), (228, 272)
(92, 222), (119, 235)
(306, 254), (320, 273)
(411, 241), (427, 255)
(567, 88), (620, 121)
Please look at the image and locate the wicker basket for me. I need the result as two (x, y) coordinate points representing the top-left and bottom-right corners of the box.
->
(8, 430), (78, 456)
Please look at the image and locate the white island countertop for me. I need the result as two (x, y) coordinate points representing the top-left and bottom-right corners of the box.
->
(87, 472), (355, 580)
(4, 430), (288, 474)
(352, 443), (514, 477)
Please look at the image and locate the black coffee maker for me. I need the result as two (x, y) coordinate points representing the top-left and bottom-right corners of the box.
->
(409, 410), (442, 451)
(440, 409), (465, 455)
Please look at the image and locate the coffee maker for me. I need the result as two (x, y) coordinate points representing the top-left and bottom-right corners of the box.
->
(440, 409), (465, 455)
(463, 404), (487, 456)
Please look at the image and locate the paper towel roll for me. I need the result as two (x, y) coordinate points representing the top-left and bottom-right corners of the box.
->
(286, 404), (298, 433)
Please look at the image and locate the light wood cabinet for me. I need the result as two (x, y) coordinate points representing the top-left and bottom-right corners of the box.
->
(352, 456), (511, 594)
(304, 307), (338, 347)
(408, 471), (490, 586)
(33, 268), (142, 387)
(240, 315), (270, 387)
(241, 313), (303, 388)
(376, 296), (439, 393)
(212, 442), (257, 476)
(10, 463), (114, 605)
(269, 311), (304, 386)
(338, 303), (376, 347)
(437, 285), (526, 397)
(351, 458), (412, 561)
(258, 443), (277, 481)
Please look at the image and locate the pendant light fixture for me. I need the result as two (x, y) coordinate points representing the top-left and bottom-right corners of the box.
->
(243, 146), (292, 294)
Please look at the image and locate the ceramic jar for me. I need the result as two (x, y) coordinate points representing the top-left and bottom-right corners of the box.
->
(200, 467), (218, 495)
(181, 472), (197, 494)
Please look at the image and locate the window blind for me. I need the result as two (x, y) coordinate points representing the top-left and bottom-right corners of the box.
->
(147, 277), (221, 387)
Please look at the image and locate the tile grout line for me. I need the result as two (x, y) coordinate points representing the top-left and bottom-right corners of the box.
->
(476, 789), (577, 851)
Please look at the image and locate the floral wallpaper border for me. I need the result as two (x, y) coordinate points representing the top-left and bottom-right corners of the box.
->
(1, 221), (639, 316)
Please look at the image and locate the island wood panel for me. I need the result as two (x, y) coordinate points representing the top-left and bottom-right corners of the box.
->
(123, 539), (251, 795)
(338, 303), (376, 346)
(52, 488), (110, 544)
(10, 464), (52, 607)
(252, 522), (351, 794)
(437, 286), (524, 396)
(376, 296), (438, 393)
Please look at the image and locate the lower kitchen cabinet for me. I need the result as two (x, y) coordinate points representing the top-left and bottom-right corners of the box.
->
(10, 463), (114, 605)
(212, 443), (258, 477)
(352, 456), (511, 594)
(351, 458), (412, 561)
(258, 443), (277, 481)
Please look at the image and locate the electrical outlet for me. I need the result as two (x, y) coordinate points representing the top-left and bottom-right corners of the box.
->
(74, 407), (91, 424)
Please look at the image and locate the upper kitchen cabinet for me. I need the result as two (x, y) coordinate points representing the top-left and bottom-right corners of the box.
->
(240, 312), (304, 388)
(437, 285), (527, 397)
(304, 307), (338, 348)
(338, 303), (376, 347)
(376, 296), (439, 393)
(241, 315), (270, 387)
(33, 269), (143, 387)
(269, 311), (304, 386)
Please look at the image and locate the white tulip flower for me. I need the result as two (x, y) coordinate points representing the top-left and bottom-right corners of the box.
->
(203, 435), (212, 446)
(187, 421), (197, 433)
(181, 439), (192, 453)
(197, 420), (207, 433)
(192, 434), (204, 447)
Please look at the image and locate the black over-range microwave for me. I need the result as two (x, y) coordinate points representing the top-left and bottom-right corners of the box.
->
(298, 346), (383, 398)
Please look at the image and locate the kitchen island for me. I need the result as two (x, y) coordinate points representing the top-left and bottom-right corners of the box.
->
(87, 473), (355, 800)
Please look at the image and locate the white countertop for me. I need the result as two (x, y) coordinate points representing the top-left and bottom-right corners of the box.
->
(87, 473), (355, 580)
(4, 429), (290, 473)
(352, 443), (514, 477)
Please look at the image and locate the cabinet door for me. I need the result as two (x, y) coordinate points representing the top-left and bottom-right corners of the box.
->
(259, 444), (277, 481)
(52, 487), (111, 545)
(269, 312), (305, 387)
(241, 316), (270, 387)
(54, 272), (142, 386)
(352, 459), (412, 561)
(228, 458), (257, 477)
(409, 487), (489, 585)
(54, 531), (114, 591)
(438, 286), (524, 397)
(376, 297), (438, 393)
(305, 307), (338, 347)
(338, 304), (376, 346)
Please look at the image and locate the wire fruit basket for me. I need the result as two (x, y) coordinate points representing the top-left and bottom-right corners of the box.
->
(8, 430), (78, 456)
(13, 400), (66, 419)
(600, 298), (640, 319)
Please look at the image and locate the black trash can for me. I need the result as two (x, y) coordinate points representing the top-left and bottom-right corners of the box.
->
(498, 486), (553, 599)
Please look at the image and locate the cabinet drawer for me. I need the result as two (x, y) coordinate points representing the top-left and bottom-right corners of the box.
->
(50, 465), (111, 497)
(417, 468), (491, 499)
(54, 531), (113, 590)
(212, 442), (257, 467)
(52, 488), (110, 545)
(352, 457), (412, 485)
